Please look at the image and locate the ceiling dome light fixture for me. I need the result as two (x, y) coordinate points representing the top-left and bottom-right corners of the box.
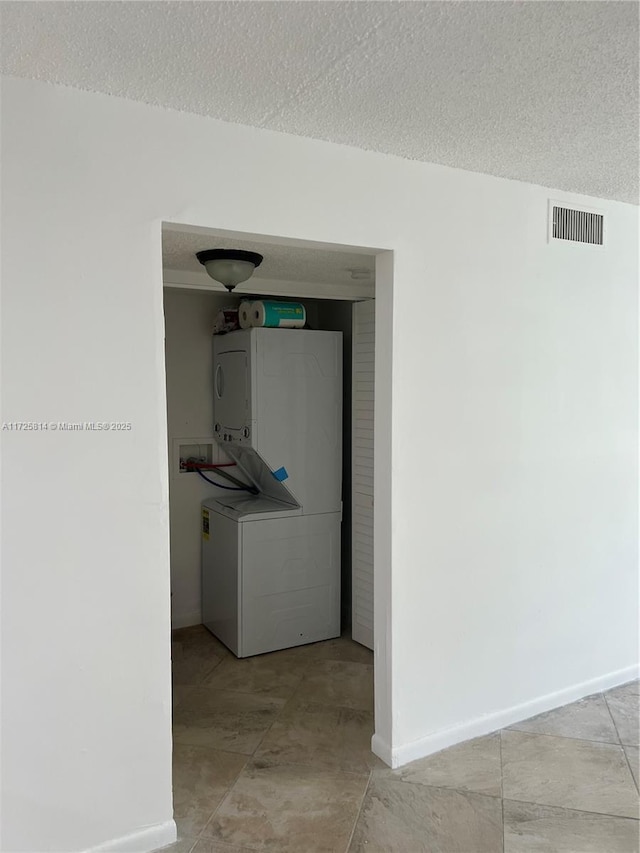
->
(196, 249), (264, 292)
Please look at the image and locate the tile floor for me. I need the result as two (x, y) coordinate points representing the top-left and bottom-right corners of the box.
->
(162, 626), (639, 852)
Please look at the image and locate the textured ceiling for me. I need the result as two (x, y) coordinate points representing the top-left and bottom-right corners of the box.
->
(162, 229), (375, 284)
(2, 1), (638, 203)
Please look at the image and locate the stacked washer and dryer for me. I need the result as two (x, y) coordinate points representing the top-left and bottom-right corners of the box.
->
(201, 327), (343, 658)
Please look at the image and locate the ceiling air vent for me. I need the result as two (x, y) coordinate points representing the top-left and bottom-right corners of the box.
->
(549, 202), (604, 246)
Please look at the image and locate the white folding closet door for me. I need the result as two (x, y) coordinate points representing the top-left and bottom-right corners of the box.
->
(351, 299), (375, 650)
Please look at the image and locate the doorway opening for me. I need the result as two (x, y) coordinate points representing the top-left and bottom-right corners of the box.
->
(161, 223), (391, 845)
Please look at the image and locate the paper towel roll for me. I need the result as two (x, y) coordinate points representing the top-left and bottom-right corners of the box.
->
(252, 301), (306, 328)
(239, 301), (254, 329)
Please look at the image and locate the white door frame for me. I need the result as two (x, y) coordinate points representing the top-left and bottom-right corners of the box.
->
(161, 221), (394, 763)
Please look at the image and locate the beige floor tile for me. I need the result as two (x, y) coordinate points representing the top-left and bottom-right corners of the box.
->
(293, 660), (373, 711)
(155, 838), (198, 853)
(202, 650), (309, 700)
(172, 744), (247, 838)
(607, 682), (640, 747)
(348, 776), (503, 852)
(173, 685), (194, 711)
(192, 839), (255, 853)
(174, 627), (231, 658)
(202, 761), (368, 852)
(173, 688), (285, 753)
(255, 700), (375, 775)
(374, 733), (502, 798)
(611, 681), (640, 697)
(504, 799), (640, 853)
(306, 636), (374, 665)
(502, 730), (639, 818)
(625, 745), (639, 790)
(509, 693), (620, 743)
(173, 644), (225, 687)
(173, 625), (228, 650)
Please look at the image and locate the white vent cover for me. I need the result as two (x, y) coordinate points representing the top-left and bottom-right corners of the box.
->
(549, 201), (604, 246)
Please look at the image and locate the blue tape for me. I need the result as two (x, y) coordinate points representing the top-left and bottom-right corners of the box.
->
(272, 466), (289, 482)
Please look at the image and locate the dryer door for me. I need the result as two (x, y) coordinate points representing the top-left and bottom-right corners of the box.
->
(214, 350), (248, 436)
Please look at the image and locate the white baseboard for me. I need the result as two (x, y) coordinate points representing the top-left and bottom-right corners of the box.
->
(85, 819), (177, 853)
(388, 664), (640, 769)
(371, 732), (393, 766)
(171, 609), (202, 630)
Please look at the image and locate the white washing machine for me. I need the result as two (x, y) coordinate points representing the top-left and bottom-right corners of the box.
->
(202, 495), (341, 657)
(202, 328), (343, 657)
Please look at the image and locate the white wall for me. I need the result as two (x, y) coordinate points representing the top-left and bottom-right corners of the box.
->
(388, 209), (639, 762)
(1, 76), (637, 851)
(163, 288), (239, 629)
